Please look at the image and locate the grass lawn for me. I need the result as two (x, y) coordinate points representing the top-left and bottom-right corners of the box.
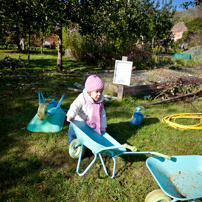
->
(1, 50), (202, 202)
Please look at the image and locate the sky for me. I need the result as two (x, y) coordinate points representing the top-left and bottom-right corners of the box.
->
(171, 0), (186, 10)
(158, 0), (187, 11)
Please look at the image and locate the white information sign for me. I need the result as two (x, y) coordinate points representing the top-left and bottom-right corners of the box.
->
(113, 60), (133, 86)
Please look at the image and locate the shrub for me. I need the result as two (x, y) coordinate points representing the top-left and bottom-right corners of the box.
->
(0, 45), (16, 50)
(64, 25), (172, 70)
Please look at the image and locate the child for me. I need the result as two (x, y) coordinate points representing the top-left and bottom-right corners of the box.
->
(66, 75), (107, 144)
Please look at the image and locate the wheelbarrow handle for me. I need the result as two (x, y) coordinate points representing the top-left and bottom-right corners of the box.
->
(38, 92), (46, 105)
(124, 144), (137, 152)
(155, 152), (171, 160)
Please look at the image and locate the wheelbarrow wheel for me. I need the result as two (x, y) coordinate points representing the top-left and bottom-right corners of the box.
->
(145, 189), (171, 202)
(69, 139), (86, 159)
(37, 103), (48, 120)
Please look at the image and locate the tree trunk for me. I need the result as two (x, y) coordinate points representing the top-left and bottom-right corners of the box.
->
(152, 37), (154, 50)
(57, 23), (63, 71)
(173, 44), (176, 53)
(165, 38), (168, 53)
(41, 37), (43, 54)
(15, 26), (21, 51)
(27, 28), (30, 64)
(20, 38), (25, 50)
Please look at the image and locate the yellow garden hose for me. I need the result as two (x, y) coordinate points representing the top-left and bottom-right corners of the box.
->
(162, 113), (202, 129)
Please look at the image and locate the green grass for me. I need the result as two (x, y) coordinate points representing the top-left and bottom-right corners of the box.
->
(1, 50), (202, 202)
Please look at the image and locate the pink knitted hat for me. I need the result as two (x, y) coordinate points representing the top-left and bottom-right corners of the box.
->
(85, 75), (104, 92)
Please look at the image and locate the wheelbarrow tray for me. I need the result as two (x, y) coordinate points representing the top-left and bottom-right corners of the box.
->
(71, 120), (126, 157)
(146, 155), (202, 201)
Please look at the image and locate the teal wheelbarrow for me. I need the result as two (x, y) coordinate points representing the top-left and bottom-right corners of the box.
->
(69, 120), (170, 178)
(27, 92), (67, 133)
(145, 155), (202, 202)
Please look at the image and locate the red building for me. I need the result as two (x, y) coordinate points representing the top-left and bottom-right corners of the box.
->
(44, 34), (57, 49)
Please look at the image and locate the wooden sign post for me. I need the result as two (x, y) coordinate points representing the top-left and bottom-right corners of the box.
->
(113, 56), (133, 100)
(117, 84), (124, 100)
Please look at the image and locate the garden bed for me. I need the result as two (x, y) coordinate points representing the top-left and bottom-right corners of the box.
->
(84, 68), (202, 98)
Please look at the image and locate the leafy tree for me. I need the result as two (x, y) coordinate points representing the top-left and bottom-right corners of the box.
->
(34, 0), (122, 71)
(172, 10), (194, 24)
(75, 0), (175, 48)
(184, 6), (202, 17)
(64, 0), (176, 68)
(37, 0), (68, 71)
(146, 0), (175, 51)
(1, 0), (74, 70)
(0, 0), (48, 64)
(0, 0), (178, 70)
(185, 17), (202, 33)
(182, 0), (202, 9)
(0, 1), (23, 50)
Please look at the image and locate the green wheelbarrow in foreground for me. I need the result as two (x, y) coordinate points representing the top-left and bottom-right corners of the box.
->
(69, 120), (170, 179)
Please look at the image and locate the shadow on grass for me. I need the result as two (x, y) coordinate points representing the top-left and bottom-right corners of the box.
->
(29, 50), (58, 56)
(26, 57), (96, 72)
(107, 117), (159, 142)
(0, 49), (98, 72)
(28, 58), (59, 69)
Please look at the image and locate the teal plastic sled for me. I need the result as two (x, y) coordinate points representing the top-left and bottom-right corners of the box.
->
(27, 92), (66, 133)
(70, 120), (171, 178)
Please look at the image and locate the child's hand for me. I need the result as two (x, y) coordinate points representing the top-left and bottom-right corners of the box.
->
(67, 116), (74, 122)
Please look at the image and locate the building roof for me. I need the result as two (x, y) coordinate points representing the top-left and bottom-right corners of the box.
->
(171, 22), (188, 33)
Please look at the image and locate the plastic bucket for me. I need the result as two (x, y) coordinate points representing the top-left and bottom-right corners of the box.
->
(130, 106), (146, 125)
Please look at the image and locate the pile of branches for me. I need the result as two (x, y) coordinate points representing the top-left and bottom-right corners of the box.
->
(0, 55), (26, 70)
(151, 76), (202, 100)
(141, 76), (202, 106)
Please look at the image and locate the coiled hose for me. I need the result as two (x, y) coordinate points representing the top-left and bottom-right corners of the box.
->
(162, 113), (202, 129)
